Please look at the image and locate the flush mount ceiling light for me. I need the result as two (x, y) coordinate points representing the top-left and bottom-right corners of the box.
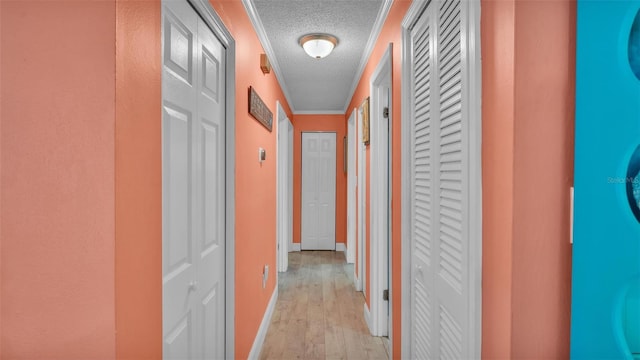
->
(299, 34), (338, 59)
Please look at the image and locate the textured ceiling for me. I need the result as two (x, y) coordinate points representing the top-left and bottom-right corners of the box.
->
(251, 0), (386, 113)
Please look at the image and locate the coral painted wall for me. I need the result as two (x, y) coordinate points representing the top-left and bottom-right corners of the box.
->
(114, 1), (162, 358)
(291, 115), (347, 247)
(1, 1), (116, 357)
(480, 1), (516, 357)
(481, 0), (575, 358)
(209, 1), (293, 358)
(344, 1), (411, 358)
(510, 1), (574, 357)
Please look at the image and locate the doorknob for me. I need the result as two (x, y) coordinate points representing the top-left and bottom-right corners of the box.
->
(188, 280), (198, 292)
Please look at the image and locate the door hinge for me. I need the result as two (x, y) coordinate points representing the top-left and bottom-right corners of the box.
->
(383, 289), (389, 301)
(383, 107), (389, 119)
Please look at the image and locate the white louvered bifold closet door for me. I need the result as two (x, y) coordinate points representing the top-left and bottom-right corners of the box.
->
(410, 0), (471, 358)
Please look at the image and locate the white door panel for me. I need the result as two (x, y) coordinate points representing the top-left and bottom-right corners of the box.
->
(163, 0), (225, 358)
(196, 16), (225, 359)
(301, 133), (336, 250)
(407, 0), (479, 358)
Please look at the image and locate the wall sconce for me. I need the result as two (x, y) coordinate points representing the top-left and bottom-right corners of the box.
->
(299, 34), (338, 59)
(260, 54), (271, 74)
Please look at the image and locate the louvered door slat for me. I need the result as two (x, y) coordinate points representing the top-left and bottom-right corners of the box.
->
(437, 0), (465, 359)
(410, 5), (434, 360)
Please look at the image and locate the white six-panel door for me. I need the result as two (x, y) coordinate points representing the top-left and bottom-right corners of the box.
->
(162, 0), (226, 358)
(301, 132), (336, 250)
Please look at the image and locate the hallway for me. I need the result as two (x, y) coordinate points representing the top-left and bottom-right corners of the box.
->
(259, 252), (389, 360)
(0, 0), (586, 358)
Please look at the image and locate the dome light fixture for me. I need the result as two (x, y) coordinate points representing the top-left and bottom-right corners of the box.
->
(299, 34), (338, 59)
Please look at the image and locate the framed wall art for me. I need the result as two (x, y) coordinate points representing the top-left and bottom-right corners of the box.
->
(248, 86), (273, 131)
(361, 97), (370, 145)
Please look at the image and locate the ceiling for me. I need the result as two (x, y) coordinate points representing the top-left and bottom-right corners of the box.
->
(247, 0), (391, 114)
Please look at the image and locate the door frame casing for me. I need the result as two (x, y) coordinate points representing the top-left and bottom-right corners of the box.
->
(400, 0), (482, 358)
(276, 101), (292, 273)
(355, 107), (364, 292)
(347, 109), (357, 264)
(162, 0), (236, 358)
(357, 106), (367, 294)
(368, 44), (393, 340)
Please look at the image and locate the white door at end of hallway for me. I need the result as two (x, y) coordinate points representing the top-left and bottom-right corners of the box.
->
(301, 132), (336, 250)
(162, 0), (226, 358)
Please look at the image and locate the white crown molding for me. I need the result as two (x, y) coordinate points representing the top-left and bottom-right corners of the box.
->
(294, 110), (346, 115)
(342, 0), (394, 114)
(242, 0), (296, 113)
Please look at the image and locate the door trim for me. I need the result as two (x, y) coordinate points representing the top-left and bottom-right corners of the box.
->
(369, 44), (392, 339)
(166, 1), (236, 358)
(276, 101), (291, 273)
(357, 106), (367, 295)
(347, 109), (357, 264)
(400, 0), (482, 357)
(356, 107), (364, 292)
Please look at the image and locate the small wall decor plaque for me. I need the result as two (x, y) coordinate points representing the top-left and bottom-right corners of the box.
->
(248, 86), (273, 132)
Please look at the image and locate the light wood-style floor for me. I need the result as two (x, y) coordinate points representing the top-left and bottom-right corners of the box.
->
(259, 251), (389, 360)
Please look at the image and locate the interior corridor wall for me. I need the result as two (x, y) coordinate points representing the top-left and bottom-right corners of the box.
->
(1, 2), (117, 357)
(481, 0), (575, 358)
(344, 1), (411, 358)
(114, 1), (162, 358)
(208, 2), (293, 358)
(291, 115), (347, 248)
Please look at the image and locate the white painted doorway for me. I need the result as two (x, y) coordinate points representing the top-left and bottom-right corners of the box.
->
(301, 132), (336, 250)
(162, 0), (235, 359)
(369, 44), (392, 338)
(276, 101), (293, 272)
(347, 109), (357, 264)
(401, 0), (482, 358)
(357, 106), (367, 294)
(287, 122), (293, 253)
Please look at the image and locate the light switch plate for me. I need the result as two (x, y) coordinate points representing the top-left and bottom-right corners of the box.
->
(259, 147), (266, 163)
(262, 264), (269, 288)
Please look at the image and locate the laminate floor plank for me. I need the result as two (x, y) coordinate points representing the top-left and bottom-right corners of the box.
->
(259, 251), (389, 360)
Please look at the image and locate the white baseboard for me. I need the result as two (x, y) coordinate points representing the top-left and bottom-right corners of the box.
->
(290, 243), (301, 252)
(355, 272), (363, 291)
(248, 287), (278, 360)
(346, 247), (355, 264)
(336, 243), (346, 252)
(364, 303), (372, 334)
